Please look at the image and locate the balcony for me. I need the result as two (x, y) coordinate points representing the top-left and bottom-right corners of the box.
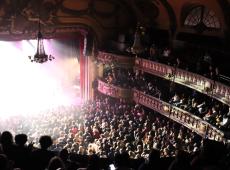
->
(133, 89), (224, 141)
(135, 58), (230, 106)
(97, 51), (135, 67)
(97, 79), (225, 141)
(97, 79), (133, 99)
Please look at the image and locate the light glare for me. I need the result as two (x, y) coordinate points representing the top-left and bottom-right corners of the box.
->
(0, 40), (80, 117)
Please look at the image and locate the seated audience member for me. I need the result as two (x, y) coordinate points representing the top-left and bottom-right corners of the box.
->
(197, 101), (208, 117)
(30, 135), (55, 170)
(220, 107), (230, 130)
(162, 47), (172, 64)
(163, 47), (171, 58)
(170, 93), (180, 105)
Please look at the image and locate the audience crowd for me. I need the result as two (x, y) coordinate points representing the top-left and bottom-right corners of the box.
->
(2, 94), (229, 170)
(0, 39), (230, 169)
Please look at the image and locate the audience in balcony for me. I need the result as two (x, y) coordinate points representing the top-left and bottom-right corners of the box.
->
(102, 66), (230, 131)
(140, 42), (225, 82)
(103, 67), (134, 88)
(168, 88), (229, 129)
(142, 72), (229, 130)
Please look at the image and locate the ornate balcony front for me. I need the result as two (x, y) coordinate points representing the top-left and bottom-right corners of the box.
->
(133, 89), (224, 141)
(97, 79), (133, 99)
(97, 51), (135, 67)
(135, 58), (230, 106)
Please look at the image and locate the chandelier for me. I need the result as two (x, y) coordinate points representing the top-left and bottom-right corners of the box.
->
(28, 20), (54, 63)
(127, 23), (146, 55)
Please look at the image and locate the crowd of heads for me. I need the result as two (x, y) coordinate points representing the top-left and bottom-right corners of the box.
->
(0, 94), (211, 169)
(0, 93), (230, 169)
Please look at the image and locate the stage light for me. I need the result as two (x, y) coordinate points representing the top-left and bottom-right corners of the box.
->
(28, 19), (54, 63)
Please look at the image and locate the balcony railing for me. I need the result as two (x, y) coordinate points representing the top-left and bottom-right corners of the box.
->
(135, 58), (230, 106)
(97, 79), (133, 99)
(97, 79), (225, 141)
(133, 89), (224, 141)
(97, 51), (135, 67)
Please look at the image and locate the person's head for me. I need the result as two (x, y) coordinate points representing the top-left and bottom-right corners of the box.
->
(47, 156), (65, 170)
(39, 135), (53, 149)
(59, 149), (68, 161)
(0, 131), (13, 145)
(87, 154), (100, 170)
(15, 134), (27, 146)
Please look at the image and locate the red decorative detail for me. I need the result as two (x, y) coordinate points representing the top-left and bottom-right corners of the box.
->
(97, 51), (134, 66)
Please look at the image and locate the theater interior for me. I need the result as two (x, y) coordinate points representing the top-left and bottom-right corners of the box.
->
(0, 0), (230, 170)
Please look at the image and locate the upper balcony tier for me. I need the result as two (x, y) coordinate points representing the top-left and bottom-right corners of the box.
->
(97, 51), (230, 106)
(135, 58), (230, 106)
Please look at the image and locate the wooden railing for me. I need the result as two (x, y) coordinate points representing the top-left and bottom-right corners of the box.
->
(97, 51), (135, 67)
(97, 79), (225, 141)
(133, 89), (224, 141)
(135, 58), (230, 106)
(97, 79), (132, 99)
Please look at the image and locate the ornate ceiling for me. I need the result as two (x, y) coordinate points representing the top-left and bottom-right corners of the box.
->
(0, 0), (229, 42)
(0, 0), (130, 40)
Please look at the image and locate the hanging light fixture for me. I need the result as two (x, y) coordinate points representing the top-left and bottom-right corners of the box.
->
(28, 19), (54, 63)
(127, 23), (146, 55)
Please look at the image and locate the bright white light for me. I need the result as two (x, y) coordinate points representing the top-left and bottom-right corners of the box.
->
(0, 40), (80, 118)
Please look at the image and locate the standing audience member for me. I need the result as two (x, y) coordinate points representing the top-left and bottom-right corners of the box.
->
(168, 150), (191, 170)
(30, 135), (55, 170)
(47, 156), (65, 170)
(114, 152), (132, 170)
(0, 131), (16, 161)
(77, 154), (100, 170)
(138, 149), (161, 170)
(14, 134), (30, 170)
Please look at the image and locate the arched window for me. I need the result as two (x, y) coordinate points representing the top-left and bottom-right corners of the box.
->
(184, 6), (220, 30)
(184, 6), (202, 26)
(203, 8), (220, 29)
